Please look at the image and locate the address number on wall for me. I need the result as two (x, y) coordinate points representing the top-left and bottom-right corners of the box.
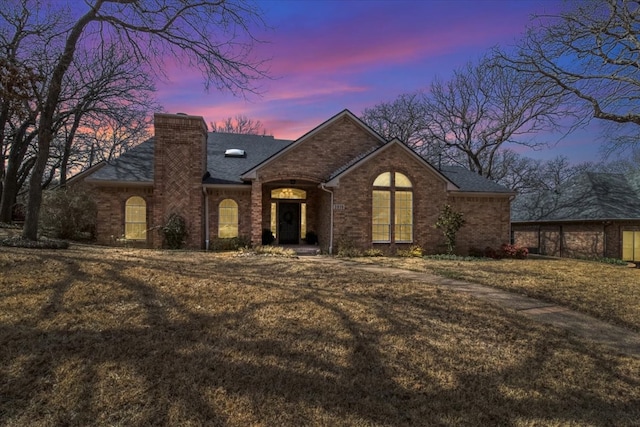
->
(333, 204), (346, 210)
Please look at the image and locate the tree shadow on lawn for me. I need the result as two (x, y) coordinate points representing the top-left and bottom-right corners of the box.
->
(1, 247), (639, 426)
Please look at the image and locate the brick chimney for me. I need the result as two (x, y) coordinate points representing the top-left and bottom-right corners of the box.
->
(153, 113), (208, 249)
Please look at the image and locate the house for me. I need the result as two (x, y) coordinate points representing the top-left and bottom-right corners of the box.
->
(74, 110), (514, 253)
(511, 171), (640, 262)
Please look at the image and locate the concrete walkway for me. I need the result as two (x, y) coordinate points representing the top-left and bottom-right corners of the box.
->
(301, 256), (640, 359)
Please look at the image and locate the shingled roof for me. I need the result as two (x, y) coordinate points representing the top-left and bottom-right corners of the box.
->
(439, 165), (513, 193)
(87, 139), (155, 183)
(84, 131), (511, 194)
(512, 172), (640, 222)
(85, 133), (292, 185)
(203, 133), (292, 184)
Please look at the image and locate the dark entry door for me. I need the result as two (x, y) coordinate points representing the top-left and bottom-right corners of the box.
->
(278, 202), (300, 244)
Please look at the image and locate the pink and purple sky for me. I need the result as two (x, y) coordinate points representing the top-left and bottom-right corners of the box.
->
(155, 0), (603, 163)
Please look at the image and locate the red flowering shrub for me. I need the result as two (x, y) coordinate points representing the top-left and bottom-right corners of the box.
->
(499, 243), (528, 259)
(468, 244), (528, 259)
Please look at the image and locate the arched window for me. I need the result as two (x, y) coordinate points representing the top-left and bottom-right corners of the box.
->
(125, 196), (147, 240)
(372, 172), (413, 243)
(271, 188), (306, 199)
(219, 199), (239, 238)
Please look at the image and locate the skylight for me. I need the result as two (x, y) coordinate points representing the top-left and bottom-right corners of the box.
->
(225, 149), (246, 158)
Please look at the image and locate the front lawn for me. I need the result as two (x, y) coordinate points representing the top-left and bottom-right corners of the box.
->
(351, 255), (640, 332)
(1, 246), (638, 426)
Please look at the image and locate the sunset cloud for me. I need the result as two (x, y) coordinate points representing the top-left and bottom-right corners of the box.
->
(153, 0), (600, 161)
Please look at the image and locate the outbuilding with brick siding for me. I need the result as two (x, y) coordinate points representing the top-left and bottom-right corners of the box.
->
(512, 171), (640, 262)
(74, 109), (514, 253)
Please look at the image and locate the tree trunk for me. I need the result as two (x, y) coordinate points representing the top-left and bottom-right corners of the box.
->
(22, 122), (53, 240)
(0, 105), (9, 219)
(21, 3), (102, 240)
(0, 165), (21, 223)
(0, 123), (34, 222)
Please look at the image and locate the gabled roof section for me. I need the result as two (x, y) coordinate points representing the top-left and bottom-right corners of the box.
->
(241, 109), (386, 180)
(512, 172), (640, 222)
(86, 139), (155, 184)
(324, 140), (514, 194)
(204, 133), (292, 184)
(325, 139), (459, 190)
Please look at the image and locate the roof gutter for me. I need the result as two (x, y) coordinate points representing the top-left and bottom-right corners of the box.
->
(450, 191), (517, 197)
(202, 183), (250, 190)
(319, 183), (334, 255)
(202, 186), (210, 251)
(84, 180), (153, 187)
(512, 217), (640, 224)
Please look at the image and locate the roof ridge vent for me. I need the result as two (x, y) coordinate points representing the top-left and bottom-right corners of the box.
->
(225, 148), (246, 158)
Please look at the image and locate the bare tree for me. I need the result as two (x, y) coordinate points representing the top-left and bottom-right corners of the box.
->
(0, 1), (57, 222)
(211, 114), (269, 135)
(498, 0), (640, 155)
(361, 92), (433, 157)
(52, 44), (159, 186)
(487, 149), (542, 194)
(511, 155), (595, 219)
(0, 14), (158, 222)
(361, 55), (571, 180)
(16, 0), (268, 240)
(423, 56), (570, 179)
(79, 108), (153, 168)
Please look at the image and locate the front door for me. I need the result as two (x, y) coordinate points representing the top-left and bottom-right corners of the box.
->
(278, 202), (300, 244)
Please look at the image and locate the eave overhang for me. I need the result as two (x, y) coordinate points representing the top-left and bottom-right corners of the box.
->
(84, 179), (153, 187)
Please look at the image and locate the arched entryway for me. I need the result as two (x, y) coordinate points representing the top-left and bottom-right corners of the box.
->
(270, 187), (307, 244)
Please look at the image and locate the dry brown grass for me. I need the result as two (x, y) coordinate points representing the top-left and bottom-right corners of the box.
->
(1, 245), (639, 426)
(352, 256), (640, 333)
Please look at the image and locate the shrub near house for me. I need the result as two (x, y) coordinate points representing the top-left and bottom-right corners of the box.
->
(470, 244), (529, 259)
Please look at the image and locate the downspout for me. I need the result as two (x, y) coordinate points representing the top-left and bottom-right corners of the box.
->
(508, 194), (516, 244)
(320, 183), (334, 255)
(602, 222), (607, 258)
(202, 187), (210, 250)
(538, 225), (541, 254)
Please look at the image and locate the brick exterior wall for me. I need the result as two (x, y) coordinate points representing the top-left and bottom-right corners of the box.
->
(83, 111), (512, 254)
(513, 221), (640, 259)
(92, 185), (155, 246)
(449, 194), (511, 254)
(250, 180), (263, 244)
(245, 116), (512, 254)
(256, 115), (383, 183)
(330, 143), (448, 253)
(249, 115), (384, 246)
(70, 172), (157, 247)
(153, 113), (207, 249)
(327, 143), (511, 254)
(206, 187), (252, 243)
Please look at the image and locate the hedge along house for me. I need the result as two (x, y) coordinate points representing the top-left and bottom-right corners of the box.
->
(75, 110), (514, 253)
(511, 172), (640, 263)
